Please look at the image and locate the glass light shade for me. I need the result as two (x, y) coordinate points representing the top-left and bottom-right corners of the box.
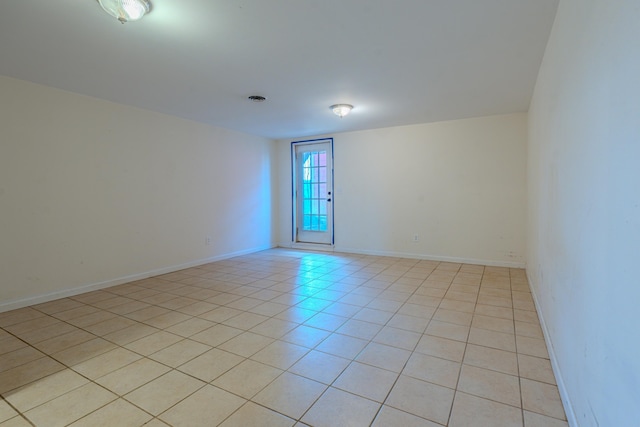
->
(330, 104), (353, 118)
(98, 0), (150, 23)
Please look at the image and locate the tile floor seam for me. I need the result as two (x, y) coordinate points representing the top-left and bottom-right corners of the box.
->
(251, 384), (320, 424)
(445, 263), (481, 426)
(2, 345), (163, 423)
(217, 400), (293, 426)
(0, 397), (32, 427)
(22, 379), (123, 426)
(143, 380), (210, 424)
(511, 267), (527, 427)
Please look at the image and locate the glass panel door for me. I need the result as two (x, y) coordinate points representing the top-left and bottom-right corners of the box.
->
(293, 139), (333, 245)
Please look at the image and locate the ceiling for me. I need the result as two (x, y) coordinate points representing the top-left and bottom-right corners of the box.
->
(0, 0), (559, 140)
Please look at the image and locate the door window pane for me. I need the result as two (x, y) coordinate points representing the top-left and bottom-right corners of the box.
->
(301, 150), (328, 232)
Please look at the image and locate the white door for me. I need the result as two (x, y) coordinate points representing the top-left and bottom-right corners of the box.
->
(293, 139), (333, 245)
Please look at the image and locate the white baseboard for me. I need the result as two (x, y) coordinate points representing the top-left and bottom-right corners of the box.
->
(278, 242), (525, 268)
(333, 245), (526, 268)
(285, 242), (336, 252)
(0, 244), (275, 314)
(527, 270), (578, 427)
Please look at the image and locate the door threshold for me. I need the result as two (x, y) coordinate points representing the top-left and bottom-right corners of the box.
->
(290, 242), (335, 252)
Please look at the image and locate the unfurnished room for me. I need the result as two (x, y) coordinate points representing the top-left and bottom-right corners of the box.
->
(0, 1), (638, 426)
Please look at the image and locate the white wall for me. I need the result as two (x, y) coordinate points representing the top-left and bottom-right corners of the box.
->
(277, 114), (527, 267)
(0, 76), (277, 311)
(527, 0), (640, 425)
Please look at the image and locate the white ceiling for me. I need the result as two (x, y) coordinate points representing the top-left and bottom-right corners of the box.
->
(0, 1), (558, 140)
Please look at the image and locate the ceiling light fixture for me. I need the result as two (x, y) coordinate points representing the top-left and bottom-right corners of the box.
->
(97, 0), (151, 23)
(330, 104), (353, 118)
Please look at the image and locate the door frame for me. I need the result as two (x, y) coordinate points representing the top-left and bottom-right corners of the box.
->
(291, 138), (334, 246)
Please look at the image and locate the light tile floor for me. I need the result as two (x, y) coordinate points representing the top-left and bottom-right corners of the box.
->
(0, 249), (569, 426)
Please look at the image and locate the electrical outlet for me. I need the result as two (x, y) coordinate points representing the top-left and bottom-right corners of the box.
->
(413, 234), (419, 242)
(205, 236), (212, 246)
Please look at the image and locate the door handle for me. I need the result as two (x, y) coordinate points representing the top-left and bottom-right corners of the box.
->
(327, 198), (332, 202)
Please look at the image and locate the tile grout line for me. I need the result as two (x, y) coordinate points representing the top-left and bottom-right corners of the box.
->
(511, 267), (526, 426)
(446, 262), (483, 426)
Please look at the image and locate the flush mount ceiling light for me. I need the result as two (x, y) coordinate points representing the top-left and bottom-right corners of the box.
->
(97, 0), (151, 23)
(330, 104), (353, 118)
